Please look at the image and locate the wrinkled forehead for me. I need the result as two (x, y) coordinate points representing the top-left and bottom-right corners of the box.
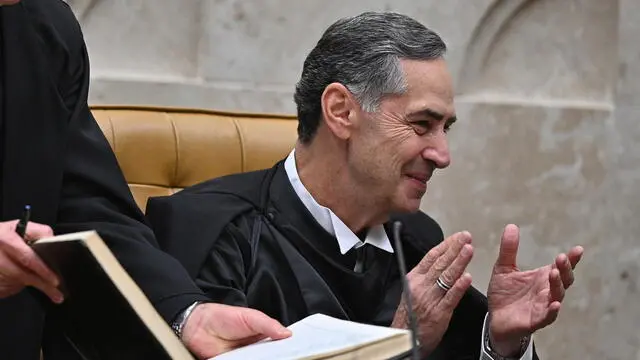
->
(392, 58), (455, 117)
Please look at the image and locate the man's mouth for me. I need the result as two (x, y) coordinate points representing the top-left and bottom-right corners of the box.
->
(404, 172), (431, 187)
(405, 172), (430, 183)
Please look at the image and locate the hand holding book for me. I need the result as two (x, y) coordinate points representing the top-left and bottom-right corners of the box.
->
(0, 214), (62, 303)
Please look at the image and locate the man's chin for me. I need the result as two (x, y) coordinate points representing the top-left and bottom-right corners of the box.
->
(393, 198), (423, 214)
(0, 0), (21, 5)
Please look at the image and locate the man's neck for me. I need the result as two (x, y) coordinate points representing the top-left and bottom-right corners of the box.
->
(294, 143), (388, 234)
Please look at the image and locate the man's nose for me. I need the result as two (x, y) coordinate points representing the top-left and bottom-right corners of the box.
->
(421, 132), (450, 169)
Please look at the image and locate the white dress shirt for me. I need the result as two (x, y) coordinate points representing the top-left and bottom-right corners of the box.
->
(284, 149), (533, 360)
(284, 149), (394, 255)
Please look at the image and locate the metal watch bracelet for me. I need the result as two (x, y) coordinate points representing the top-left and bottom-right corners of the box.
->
(484, 329), (530, 360)
(171, 301), (203, 339)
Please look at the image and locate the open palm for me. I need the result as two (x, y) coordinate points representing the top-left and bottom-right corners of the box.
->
(487, 224), (583, 342)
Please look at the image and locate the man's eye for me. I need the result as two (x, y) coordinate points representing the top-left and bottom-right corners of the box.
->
(411, 121), (429, 135)
(444, 120), (455, 133)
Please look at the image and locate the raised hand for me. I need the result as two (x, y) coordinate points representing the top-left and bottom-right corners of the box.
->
(181, 303), (292, 359)
(391, 231), (474, 356)
(487, 224), (583, 356)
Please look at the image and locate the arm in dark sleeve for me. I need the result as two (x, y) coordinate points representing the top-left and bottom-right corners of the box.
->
(195, 218), (255, 307)
(51, 4), (208, 322)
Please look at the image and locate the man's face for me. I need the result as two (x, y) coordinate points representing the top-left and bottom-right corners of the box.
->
(347, 58), (455, 213)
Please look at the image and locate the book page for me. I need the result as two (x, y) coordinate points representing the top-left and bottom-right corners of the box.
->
(210, 314), (407, 360)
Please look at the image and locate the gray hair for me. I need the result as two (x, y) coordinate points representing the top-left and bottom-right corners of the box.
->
(294, 12), (447, 143)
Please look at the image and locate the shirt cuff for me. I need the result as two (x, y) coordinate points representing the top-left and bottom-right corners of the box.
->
(480, 313), (533, 360)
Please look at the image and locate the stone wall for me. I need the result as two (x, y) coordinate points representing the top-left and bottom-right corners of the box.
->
(66, 0), (639, 358)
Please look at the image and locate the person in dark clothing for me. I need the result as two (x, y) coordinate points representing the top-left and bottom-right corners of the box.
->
(147, 12), (584, 360)
(0, 1), (289, 359)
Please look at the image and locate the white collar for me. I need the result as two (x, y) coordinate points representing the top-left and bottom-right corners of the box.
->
(283, 149), (394, 254)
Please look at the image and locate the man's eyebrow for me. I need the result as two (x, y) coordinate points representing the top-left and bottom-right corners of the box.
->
(408, 108), (457, 123)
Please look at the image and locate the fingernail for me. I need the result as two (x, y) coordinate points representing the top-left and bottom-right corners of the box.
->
(54, 295), (64, 304)
(459, 231), (471, 243)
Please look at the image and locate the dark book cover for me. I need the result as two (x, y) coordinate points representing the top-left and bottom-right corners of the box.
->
(32, 232), (193, 360)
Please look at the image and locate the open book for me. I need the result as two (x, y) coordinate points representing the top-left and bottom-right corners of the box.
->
(32, 231), (194, 359)
(210, 313), (414, 360)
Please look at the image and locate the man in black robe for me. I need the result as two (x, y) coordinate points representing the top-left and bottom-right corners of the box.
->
(147, 12), (583, 360)
(0, 1), (290, 359)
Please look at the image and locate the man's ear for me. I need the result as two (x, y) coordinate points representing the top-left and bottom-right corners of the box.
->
(320, 83), (358, 141)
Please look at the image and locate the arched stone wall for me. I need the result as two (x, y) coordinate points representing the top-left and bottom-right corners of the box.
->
(65, 1), (640, 358)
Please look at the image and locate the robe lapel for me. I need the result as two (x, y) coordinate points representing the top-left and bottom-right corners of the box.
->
(266, 168), (351, 320)
(267, 220), (350, 321)
(1, 4), (68, 224)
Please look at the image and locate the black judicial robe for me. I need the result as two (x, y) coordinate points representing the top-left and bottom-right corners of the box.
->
(0, 1), (208, 359)
(148, 161), (539, 360)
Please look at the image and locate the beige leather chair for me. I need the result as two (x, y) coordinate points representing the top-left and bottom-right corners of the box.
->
(91, 105), (298, 212)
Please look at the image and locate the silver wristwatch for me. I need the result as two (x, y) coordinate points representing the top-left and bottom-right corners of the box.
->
(484, 329), (530, 360)
(171, 301), (203, 339)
